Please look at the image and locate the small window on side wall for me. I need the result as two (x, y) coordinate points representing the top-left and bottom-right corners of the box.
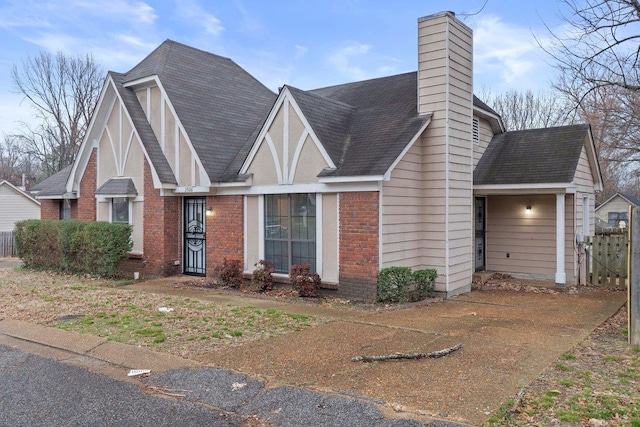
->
(111, 197), (129, 224)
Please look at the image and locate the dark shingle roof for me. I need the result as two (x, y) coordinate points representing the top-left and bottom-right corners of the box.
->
(294, 72), (431, 176)
(111, 72), (177, 185)
(620, 193), (640, 206)
(32, 165), (72, 197)
(95, 178), (138, 196)
(123, 40), (276, 182)
(474, 124), (590, 185)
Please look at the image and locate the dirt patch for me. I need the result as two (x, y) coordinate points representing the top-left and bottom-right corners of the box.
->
(491, 305), (640, 426)
(0, 268), (632, 425)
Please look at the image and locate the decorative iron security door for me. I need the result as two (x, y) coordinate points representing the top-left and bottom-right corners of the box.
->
(184, 197), (206, 275)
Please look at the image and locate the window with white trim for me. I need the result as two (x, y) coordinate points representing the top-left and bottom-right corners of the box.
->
(264, 193), (316, 273)
(472, 117), (480, 145)
(111, 197), (130, 224)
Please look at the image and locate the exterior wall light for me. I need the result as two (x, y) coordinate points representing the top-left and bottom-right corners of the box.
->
(526, 205), (532, 213)
(206, 207), (213, 217)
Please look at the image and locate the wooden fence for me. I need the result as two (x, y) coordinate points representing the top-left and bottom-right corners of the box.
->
(0, 231), (17, 258)
(587, 234), (628, 287)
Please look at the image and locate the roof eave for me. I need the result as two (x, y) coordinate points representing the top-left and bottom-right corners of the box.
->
(474, 183), (576, 195)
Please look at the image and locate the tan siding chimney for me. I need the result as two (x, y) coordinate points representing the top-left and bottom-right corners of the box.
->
(417, 11), (474, 296)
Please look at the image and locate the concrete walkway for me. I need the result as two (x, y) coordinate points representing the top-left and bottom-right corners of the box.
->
(0, 277), (627, 426)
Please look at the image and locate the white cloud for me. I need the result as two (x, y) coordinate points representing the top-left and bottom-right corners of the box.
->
(176, 0), (223, 36)
(327, 42), (373, 81)
(294, 44), (308, 59)
(472, 15), (555, 90)
(69, 0), (157, 25)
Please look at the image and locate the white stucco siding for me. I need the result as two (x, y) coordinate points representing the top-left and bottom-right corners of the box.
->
(96, 96), (146, 253)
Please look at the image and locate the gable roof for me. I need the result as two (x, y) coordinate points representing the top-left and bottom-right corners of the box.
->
(0, 180), (40, 206)
(274, 72), (430, 177)
(31, 165), (73, 198)
(595, 192), (640, 211)
(474, 124), (591, 186)
(110, 72), (177, 185)
(122, 40), (276, 183)
(620, 193), (640, 206)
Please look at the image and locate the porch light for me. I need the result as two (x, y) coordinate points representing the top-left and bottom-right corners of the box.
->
(206, 207), (214, 217)
(526, 205), (532, 213)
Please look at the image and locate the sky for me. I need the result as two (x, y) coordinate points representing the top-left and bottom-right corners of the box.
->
(0, 0), (571, 137)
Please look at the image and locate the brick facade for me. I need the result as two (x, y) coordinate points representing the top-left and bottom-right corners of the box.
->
(338, 191), (380, 301)
(206, 195), (244, 277)
(142, 159), (181, 277)
(77, 149), (97, 221)
(40, 199), (61, 220)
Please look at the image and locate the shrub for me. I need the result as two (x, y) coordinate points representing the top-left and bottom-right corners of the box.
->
(290, 263), (321, 297)
(252, 259), (274, 291)
(377, 266), (412, 303)
(377, 266), (438, 303)
(413, 268), (437, 299)
(15, 220), (62, 270)
(14, 219), (132, 278)
(219, 258), (243, 287)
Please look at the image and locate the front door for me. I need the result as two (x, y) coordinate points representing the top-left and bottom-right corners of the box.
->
(475, 197), (486, 271)
(184, 197), (206, 276)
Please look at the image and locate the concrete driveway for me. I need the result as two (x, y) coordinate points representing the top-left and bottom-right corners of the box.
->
(191, 287), (626, 425)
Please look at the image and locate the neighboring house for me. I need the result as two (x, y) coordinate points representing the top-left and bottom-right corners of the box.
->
(35, 11), (603, 300)
(30, 165), (75, 220)
(0, 180), (40, 232)
(595, 192), (640, 229)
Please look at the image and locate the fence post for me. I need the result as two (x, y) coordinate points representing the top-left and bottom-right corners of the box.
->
(630, 207), (640, 346)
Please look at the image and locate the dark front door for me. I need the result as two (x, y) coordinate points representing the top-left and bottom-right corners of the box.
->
(184, 197), (206, 276)
(475, 197), (486, 271)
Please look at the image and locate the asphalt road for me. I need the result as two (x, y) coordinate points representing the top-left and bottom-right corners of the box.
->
(0, 344), (242, 427)
(0, 344), (463, 427)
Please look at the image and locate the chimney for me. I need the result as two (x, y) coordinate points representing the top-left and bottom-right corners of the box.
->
(417, 11), (473, 116)
(416, 12), (475, 296)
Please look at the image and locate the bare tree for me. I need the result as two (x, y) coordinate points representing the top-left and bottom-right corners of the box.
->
(11, 51), (102, 176)
(477, 88), (571, 131)
(547, 0), (640, 101)
(0, 135), (39, 188)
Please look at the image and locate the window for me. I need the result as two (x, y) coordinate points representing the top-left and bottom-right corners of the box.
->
(472, 117), (480, 144)
(264, 194), (316, 273)
(608, 211), (628, 228)
(111, 197), (129, 224)
(59, 199), (71, 220)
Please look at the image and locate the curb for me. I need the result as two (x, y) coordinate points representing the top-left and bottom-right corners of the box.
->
(0, 319), (200, 372)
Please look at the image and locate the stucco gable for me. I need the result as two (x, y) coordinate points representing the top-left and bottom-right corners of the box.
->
(69, 74), (177, 197)
(241, 88), (335, 186)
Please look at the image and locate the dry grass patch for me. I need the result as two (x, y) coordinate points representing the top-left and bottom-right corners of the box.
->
(0, 268), (324, 359)
(486, 306), (640, 426)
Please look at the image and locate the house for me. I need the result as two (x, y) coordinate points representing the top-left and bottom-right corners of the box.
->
(0, 180), (40, 232)
(595, 192), (640, 229)
(35, 11), (603, 300)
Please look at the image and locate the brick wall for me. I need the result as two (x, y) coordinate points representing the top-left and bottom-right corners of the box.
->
(338, 191), (380, 301)
(40, 200), (60, 220)
(77, 149), (97, 221)
(142, 160), (181, 277)
(206, 195), (244, 277)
